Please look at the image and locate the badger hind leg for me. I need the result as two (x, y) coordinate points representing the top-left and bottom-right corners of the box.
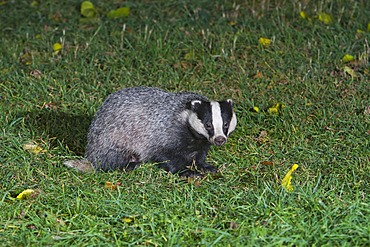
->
(89, 148), (141, 172)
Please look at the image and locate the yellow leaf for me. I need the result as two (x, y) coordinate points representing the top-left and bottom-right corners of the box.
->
(107, 7), (130, 19)
(267, 103), (284, 114)
(184, 50), (196, 61)
(81, 1), (97, 18)
(318, 12), (333, 25)
(252, 106), (259, 113)
(282, 164), (299, 192)
(342, 54), (354, 63)
(367, 23), (370, 32)
(344, 66), (357, 78)
(299, 11), (309, 20)
(52, 43), (62, 55)
(16, 189), (35, 200)
(123, 217), (133, 223)
(259, 37), (271, 48)
(357, 29), (365, 34)
(53, 42), (62, 51)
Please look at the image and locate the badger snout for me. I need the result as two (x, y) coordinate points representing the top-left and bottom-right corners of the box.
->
(213, 136), (227, 146)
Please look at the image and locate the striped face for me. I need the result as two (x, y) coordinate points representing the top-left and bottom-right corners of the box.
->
(188, 99), (237, 146)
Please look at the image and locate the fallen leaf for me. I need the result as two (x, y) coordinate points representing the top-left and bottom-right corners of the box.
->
(81, 1), (97, 18)
(23, 143), (44, 154)
(229, 221), (239, 230)
(53, 42), (62, 55)
(16, 189), (35, 200)
(368, 23), (370, 32)
(343, 66), (357, 78)
(123, 217), (134, 223)
(19, 52), (32, 65)
(342, 54), (355, 63)
(318, 12), (333, 25)
(364, 106), (370, 116)
(107, 7), (130, 19)
(255, 130), (268, 143)
(268, 103), (285, 114)
(253, 71), (263, 79)
(282, 164), (299, 192)
(299, 11), (309, 19)
(250, 106), (259, 113)
(299, 11), (312, 22)
(184, 50), (196, 61)
(105, 181), (122, 190)
(261, 161), (274, 166)
(30, 69), (42, 79)
(43, 102), (58, 110)
(27, 224), (37, 230)
(53, 43), (62, 51)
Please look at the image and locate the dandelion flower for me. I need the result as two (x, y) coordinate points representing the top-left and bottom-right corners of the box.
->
(259, 37), (272, 48)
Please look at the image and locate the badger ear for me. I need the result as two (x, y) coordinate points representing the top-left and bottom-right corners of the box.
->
(226, 99), (233, 107)
(189, 100), (202, 111)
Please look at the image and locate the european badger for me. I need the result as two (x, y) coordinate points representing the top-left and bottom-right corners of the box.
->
(67, 87), (237, 177)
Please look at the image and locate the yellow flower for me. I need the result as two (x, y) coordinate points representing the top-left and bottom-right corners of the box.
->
(342, 54), (354, 63)
(253, 106), (259, 113)
(259, 37), (272, 48)
(318, 12), (333, 25)
(282, 164), (299, 192)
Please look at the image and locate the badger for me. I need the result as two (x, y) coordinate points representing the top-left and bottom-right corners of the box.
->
(66, 87), (237, 177)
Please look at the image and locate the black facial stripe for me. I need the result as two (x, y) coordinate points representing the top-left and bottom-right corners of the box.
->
(192, 101), (214, 137)
(219, 100), (233, 135)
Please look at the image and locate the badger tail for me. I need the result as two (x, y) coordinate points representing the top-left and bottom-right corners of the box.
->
(63, 159), (95, 173)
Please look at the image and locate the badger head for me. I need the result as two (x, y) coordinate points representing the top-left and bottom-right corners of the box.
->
(187, 99), (237, 146)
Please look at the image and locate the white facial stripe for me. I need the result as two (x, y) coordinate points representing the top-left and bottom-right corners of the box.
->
(228, 112), (237, 136)
(188, 112), (209, 139)
(211, 101), (226, 139)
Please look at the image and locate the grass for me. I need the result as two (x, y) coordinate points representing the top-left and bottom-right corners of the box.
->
(1, 0), (369, 246)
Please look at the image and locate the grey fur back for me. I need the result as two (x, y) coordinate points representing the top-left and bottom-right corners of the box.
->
(85, 87), (208, 170)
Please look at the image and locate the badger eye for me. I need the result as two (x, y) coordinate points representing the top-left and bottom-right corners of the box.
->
(205, 122), (213, 130)
(224, 122), (229, 128)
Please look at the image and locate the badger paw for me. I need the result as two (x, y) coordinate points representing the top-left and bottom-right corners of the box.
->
(199, 164), (218, 174)
(179, 169), (204, 178)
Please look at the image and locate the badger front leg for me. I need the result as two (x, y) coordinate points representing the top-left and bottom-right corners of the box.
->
(194, 149), (218, 173)
(156, 161), (203, 177)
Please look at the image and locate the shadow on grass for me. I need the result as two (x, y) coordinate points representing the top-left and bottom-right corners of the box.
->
(22, 109), (92, 155)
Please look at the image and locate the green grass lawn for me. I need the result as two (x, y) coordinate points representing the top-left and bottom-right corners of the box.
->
(1, 0), (369, 246)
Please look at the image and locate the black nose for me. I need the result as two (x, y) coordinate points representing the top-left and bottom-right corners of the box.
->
(214, 136), (226, 146)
